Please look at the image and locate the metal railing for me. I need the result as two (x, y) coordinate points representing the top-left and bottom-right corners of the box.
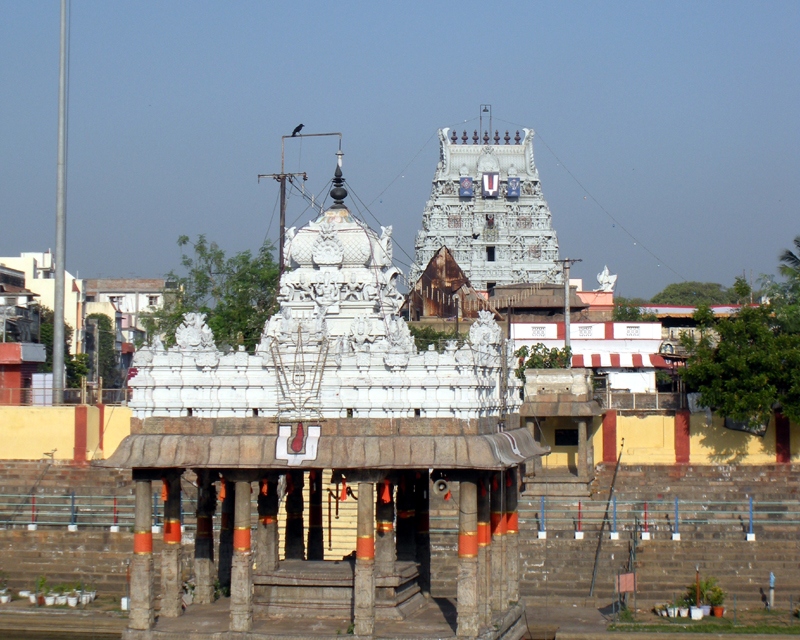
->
(0, 387), (130, 407)
(598, 391), (685, 412)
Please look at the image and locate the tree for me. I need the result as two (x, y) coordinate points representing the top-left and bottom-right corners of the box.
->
(86, 313), (119, 387)
(680, 279), (800, 428)
(514, 344), (572, 381)
(142, 235), (279, 351)
(408, 324), (465, 352)
(779, 235), (800, 280)
(613, 297), (657, 322)
(650, 281), (740, 306)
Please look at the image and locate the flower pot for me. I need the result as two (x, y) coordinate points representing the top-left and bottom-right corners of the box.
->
(712, 606), (724, 617)
(0, 595), (10, 604)
(701, 605), (711, 616)
(120, 596), (129, 611)
(37, 595), (45, 606)
(80, 593), (91, 605)
(182, 593), (193, 607)
(28, 594), (36, 604)
(55, 595), (67, 605)
(18, 591), (30, 598)
(67, 595), (78, 607)
(690, 606), (704, 620)
(667, 607), (678, 618)
(679, 607), (689, 617)
(44, 595), (55, 606)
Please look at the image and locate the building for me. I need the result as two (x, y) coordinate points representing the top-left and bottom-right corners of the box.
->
(84, 278), (166, 346)
(0, 251), (83, 354)
(411, 127), (562, 294)
(0, 264), (41, 343)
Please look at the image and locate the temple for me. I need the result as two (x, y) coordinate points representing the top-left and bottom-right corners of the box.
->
(101, 162), (546, 639)
(411, 128), (562, 296)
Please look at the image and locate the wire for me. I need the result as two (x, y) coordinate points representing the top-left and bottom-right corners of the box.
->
(263, 189), (280, 246)
(493, 116), (687, 281)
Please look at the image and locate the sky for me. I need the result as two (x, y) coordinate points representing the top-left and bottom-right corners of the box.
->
(1, 1), (798, 299)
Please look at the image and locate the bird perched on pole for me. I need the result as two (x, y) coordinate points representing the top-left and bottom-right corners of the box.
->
(291, 124), (304, 137)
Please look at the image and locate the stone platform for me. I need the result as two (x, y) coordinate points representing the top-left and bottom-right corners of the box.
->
(123, 598), (526, 640)
(253, 559), (425, 620)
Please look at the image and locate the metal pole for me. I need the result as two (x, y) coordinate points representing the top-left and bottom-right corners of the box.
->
(749, 496), (754, 536)
(278, 176), (286, 279)
(564, 260), (571, 366)
(53, 0), (68, 405)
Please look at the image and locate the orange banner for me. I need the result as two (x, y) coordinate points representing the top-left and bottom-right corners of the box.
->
(356, 535), (374, 559)
(477, 522), (491, 547)
(233, 527), (251, 551)
(164, 519), (181, 544)
(133, 531), (153, 554)
(458, 531), (478, 558)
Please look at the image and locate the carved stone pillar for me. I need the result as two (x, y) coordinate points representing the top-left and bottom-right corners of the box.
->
(490, 471), (507, 612)
(307, 469), (324, 560)
(354, 482), (375, 636)
(194, 470), (216, 605)
(256, 477), (279, 572)
(396, 472), (416, 562)
(477, 474), (492, 625)
(230, 480), (253, 632)
(284, 470), (305, 560)
(375, 479), (395, 577)
(130, 477), (154, 630)
(218, 478), (234, 590)
(457, 476), (479, 637)
(414, 471), (431, 595)
(160, 472), (182, 618)
(505, 467), (520, 605)
(577, 419), (591, 480)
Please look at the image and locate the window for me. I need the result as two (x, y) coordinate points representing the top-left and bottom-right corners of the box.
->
(486, 246), (495, 262)
(85, 295), (96, 302)
(148, 295), (159, 306)
(487, 283), (496, 296)
(626, 326), (641, 338)
(531, 326), (546, 338)
(414, 408), (421, 418)
(346, 408), (354, 418)
(554, 429), (579, 447)
(252, 409), (259, 417)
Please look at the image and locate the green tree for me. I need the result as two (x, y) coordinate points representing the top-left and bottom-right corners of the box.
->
(650, 281), (740, 306)
(86, 313), (119, 387)
(613, 297), (657, 322)
(142, 235), (279, 351)
(37, 306), (89, 387)
(680, 279), (800, 427)
(514, 343), (573, 381)
(408, 324), (465, 352)
(779, 235), (800, 280)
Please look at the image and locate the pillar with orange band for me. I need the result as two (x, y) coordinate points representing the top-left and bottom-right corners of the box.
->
(375, 479), (395, 577)
(218, 479), (235, 590)
(130, 477), (154, 630)
(456, 475), (479, 636)
(194, 470), (216, 605)
(307, 469), (324, 560)
(490, 470), (507, 612)
(256, 477), (279, 572)
(414, 471), (431, 595)
(505, 466), (520, 604)
(230, 479), (252, 632)
(160, 472), (182, 618)
(477, 474), (492, 625)
(354, 481), (375, 636)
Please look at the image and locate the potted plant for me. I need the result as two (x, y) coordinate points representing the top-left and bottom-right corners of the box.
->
(54, 584), (68, 606)
(182, 580), (195, 607)
(0, 571), (9, 604)
(34, 576), (47, 606)
(708, 585), (726, 617)
(684, 575), (718, 617)
(678, 598), (689, 618)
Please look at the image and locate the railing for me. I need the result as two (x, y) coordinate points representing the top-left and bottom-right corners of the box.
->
(0, 387), (130, 407)
(598, 391), (685, 412)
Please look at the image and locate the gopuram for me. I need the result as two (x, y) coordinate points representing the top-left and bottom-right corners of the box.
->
(100, 163), (547, 639)
(411, 128), (562, 295)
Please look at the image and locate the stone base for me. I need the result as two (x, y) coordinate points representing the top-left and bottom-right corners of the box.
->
(253, 559), (425, 621)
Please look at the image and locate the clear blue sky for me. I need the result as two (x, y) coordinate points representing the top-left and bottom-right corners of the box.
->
(1, 1), (798, 298)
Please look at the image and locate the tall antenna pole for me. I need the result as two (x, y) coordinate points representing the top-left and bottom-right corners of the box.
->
(557, 258), (582, 369)
(53, 0), (68, 404)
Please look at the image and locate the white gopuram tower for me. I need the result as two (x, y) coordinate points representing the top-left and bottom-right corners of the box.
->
(411, 128), (562, 294)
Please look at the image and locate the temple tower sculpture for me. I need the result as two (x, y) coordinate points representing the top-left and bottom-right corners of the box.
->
(411, 128), (562, 294)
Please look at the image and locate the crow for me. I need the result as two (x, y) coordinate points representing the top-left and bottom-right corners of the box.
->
(291, 124), (304, 137)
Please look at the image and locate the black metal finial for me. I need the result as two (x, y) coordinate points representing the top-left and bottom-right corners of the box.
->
(329, 164), (348, 207)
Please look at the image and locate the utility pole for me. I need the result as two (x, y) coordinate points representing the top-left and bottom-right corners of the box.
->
(259, 132), (342, 280)
(557, 258), (582, 368)
(53, 0), (69, 404)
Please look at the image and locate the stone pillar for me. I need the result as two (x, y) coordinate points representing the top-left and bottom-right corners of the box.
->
(414, 471), (431, 595)
(284, 470), (305, 560)
(528, 418), (544, 475)
(194, 470), (216, 605)
(375, 479), (395, 577)
(505, 467), (520, 605)
(218, 478), (235, 590)
(230, 480), (253, 632)
(161, 472), (183, 617)
(457, 476), (479, 637)
(396, 472), (416, 562)
(490, 471), (506, 612)
(256, 477), (279, 572)
(130, 477), (154, 630)
(307, 469), (324, 560)
(477, 474), (492, 625)
(354, 482), (375, 636)
(577, 419), (591, 479)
